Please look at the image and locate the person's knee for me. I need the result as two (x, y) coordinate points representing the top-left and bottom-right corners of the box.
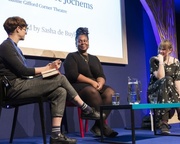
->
(54, 87), (67, 102)
(55, 74), (67, 82)
(85, 86), (99, 95)
(108, 88), (115, 95)
(81, 86), (101, 103)
(104, 87), (115, 98)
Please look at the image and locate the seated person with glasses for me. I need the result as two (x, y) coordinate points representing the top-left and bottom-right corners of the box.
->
(0, 16), (104, 144)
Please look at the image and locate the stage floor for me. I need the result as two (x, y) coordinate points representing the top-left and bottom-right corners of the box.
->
(0, 127), (180, 144)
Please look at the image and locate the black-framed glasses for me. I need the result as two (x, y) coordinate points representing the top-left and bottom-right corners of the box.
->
(22, 27), (29, 32)
(19, 26), (28, 32)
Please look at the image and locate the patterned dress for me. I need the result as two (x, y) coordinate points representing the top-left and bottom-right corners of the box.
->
(147, 57), (180, 119)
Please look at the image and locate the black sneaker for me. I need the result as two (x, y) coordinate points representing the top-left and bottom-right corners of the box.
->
(81, 108), (106, 120)
(90, 123), (118, 137)
(103, 124), (118, 137)
(50, 133), (77, 144)
(90, 124), (101, 137)
(159, 123), (171, 135)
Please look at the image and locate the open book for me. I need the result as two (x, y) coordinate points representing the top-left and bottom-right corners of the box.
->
(41, 68), (59, 78)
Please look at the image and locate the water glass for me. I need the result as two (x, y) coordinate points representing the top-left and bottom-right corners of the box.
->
(112, 93), (120, 105)
(128, 77), (141, 104)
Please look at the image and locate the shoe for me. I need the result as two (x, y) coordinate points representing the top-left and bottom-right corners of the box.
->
(81, 108), (106, 120)
(90, 123), (118, 138)
(50, 133), (77, 144)
(103, 124), (118, 137)
(90, 124), (101, 137)
(159, 122), (171, 135)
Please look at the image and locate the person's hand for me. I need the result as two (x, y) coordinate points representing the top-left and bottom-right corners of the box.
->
(157, 54), (164, 63)
(97, 82), (103, 91)
(91, 81), (100, 90)
(48, 59), (61, 70)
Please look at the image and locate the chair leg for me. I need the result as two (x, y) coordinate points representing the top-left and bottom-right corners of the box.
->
(0, 107), (2, 117)
(150, 110), (154, 131)
(85, 120), (88, 132)
(10, 107), (19, 143)
(105, 119), (108, 124)
(38, 101), (47, 144)
(78, 108), (84, 138)
(153, 109), (157, 135)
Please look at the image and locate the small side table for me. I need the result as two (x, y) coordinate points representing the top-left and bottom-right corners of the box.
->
(100, 103), (180, 144)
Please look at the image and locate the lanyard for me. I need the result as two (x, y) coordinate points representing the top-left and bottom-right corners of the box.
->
(7, 38), (27, 66)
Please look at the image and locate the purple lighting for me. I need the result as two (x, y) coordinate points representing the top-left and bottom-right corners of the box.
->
(140, 0), (161, 45)
(140, 0), (177, 57)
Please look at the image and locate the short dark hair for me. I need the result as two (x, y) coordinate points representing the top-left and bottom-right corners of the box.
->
(3, 16), (28, 35)
(75, 27), (89, 40)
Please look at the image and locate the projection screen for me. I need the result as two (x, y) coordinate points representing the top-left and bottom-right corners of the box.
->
(0, 0), (127, 64)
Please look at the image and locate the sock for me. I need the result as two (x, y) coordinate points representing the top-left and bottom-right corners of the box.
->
(51, 126), (61, 138)
(80, 102), (93, 113)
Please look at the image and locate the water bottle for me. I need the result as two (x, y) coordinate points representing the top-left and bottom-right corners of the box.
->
(127, 77), (141, 104)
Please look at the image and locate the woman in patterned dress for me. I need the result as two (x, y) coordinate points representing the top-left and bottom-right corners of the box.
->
(147, 40), (180, 134)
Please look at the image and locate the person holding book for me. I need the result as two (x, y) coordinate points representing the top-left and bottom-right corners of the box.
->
(63, 27), (118, 137)
(147, 40), (180, 134)
(0, 16), (104, 144)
